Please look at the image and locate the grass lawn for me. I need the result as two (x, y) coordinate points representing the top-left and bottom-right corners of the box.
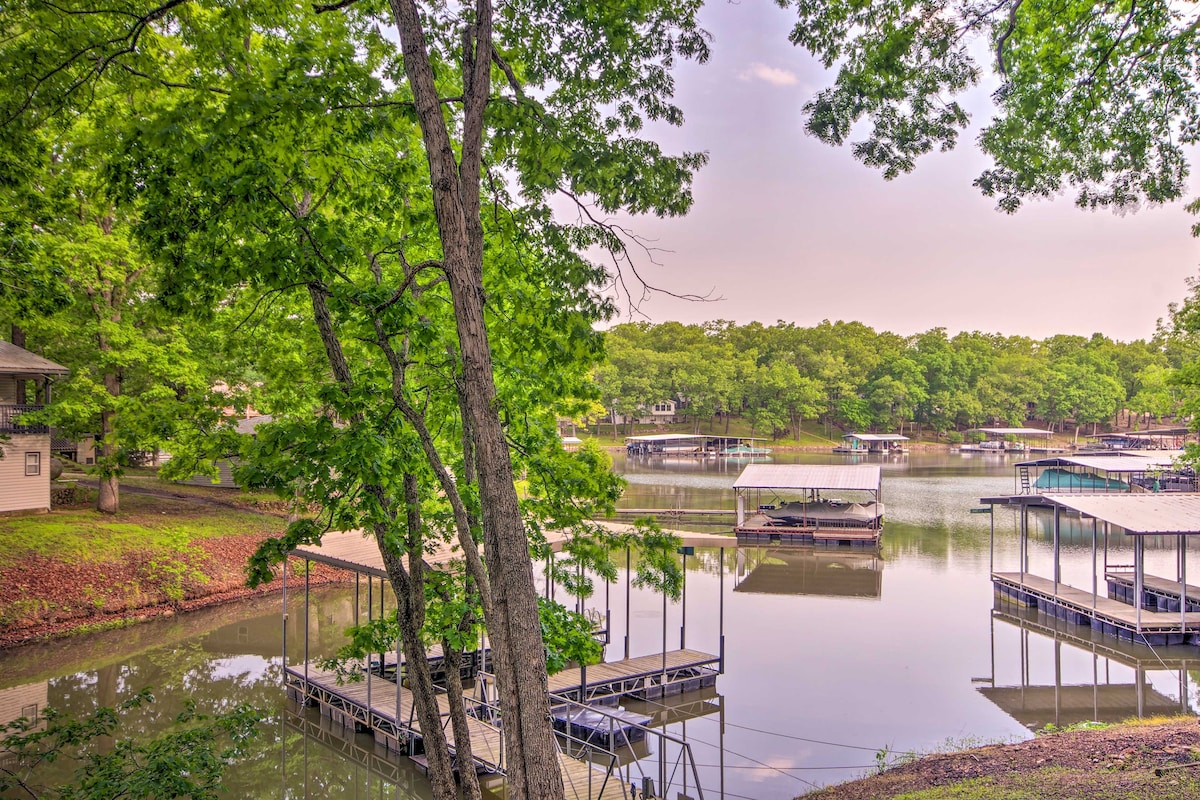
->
(0, 491), (287, 565)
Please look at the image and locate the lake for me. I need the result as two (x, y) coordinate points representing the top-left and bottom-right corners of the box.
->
(2, 451), (1195, 799)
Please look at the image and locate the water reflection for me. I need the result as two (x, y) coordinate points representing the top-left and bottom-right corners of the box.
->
(733, 548), (883, 599)
(981, 602), (1196, 730)
(3, 453), (1200, 800)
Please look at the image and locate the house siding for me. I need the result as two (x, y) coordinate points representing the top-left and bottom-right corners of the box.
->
(0, 433), (51, 513)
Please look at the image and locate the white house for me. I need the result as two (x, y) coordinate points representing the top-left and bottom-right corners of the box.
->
(0, 340), (69, 514)
(612, 399), (679, 425)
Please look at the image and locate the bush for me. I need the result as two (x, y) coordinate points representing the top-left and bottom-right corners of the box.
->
(945, 431), (964, 445)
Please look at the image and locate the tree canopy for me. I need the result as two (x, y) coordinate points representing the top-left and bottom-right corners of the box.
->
(785, 0), (1200, 218)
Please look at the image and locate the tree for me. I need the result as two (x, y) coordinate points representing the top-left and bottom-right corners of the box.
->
(0, 689), (261, 800)
(4, 120), (209, 513)
(2, 4), (711, 798)
(784, 0), (1200, 216)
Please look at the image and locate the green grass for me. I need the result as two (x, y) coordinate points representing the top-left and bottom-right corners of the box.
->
(0, 492), (286, 564)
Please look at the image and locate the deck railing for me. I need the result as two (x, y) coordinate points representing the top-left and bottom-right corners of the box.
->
(0, 404), (48, 434)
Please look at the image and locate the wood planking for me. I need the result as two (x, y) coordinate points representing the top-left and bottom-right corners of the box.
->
(547, 649), (718, 694)
(289, 664), (620, 798)
(994, 572), (1200, 631)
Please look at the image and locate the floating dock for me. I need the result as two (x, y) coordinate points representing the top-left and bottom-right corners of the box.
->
(984, 493), (1200, 647)
(547, 649), (721, 703)
(732, 464), (884, 547)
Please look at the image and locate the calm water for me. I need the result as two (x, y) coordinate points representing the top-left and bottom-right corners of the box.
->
(3, 452), (1197, 800)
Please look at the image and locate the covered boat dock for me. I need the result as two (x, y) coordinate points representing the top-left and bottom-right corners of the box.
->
(961, 427), (1059, 453)
(983, 493), (1200, 647)
(733, 464), (883, 546)
(1013, 453), (1191, 496)
(624, 433), (770, 458)
(832, 432), (908, 454)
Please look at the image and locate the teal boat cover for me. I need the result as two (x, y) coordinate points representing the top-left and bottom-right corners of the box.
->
(1034, 468), (1129, 492)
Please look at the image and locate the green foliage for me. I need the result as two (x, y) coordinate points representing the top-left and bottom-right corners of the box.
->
(0, 688), (262, 800)
(596, 320), (1167, 437)
(785, 0), (1200, 215)
(538, 597), (603, 675)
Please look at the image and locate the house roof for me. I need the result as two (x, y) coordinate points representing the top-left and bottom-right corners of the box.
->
(733, 464), (882, 492)
(0, 340), (69, 376)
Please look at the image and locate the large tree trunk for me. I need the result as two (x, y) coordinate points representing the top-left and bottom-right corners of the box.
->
(389, 3), (563, 795)
(97, 371), (120, 514)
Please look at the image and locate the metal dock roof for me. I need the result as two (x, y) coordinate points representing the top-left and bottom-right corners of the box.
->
(732, 463), (881, 492)
(1016, 454), (1176, 472)
(843, 433), (909, 442)
(1042, 494), (1200, 536)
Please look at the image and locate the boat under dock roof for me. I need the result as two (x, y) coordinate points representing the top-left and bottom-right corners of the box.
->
(1016, 454), (1177, 473)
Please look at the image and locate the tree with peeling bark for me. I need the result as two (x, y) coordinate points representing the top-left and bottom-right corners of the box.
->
(1, 3), (706, 797)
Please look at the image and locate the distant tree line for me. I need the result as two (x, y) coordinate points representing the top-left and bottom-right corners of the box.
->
(592, 319), (1194, 441)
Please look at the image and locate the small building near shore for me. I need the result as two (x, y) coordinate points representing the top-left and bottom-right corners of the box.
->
(0, 340), (69, 514)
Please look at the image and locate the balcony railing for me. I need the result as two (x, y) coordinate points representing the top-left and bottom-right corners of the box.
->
(0, 405), (49, 435)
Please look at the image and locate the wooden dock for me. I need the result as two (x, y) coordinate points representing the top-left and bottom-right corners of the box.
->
(735, 514), (882, 547)
(546, 649), (720, 702)
(993, 572), (1200, 645)
(285, 659), (675, 799)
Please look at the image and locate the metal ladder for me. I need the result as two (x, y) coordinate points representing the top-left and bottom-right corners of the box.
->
(1018, 466), (1032, 494)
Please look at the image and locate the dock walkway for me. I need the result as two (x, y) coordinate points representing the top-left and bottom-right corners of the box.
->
(285, 663), (624, 798)
(547, 648), (720, 702)
(993, 572), (1200, 644)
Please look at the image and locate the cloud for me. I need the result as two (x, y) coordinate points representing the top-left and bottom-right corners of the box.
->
(740, 62), (800, 87)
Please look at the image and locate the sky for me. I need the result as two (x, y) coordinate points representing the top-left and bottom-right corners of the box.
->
(591, 1), (1200, 343)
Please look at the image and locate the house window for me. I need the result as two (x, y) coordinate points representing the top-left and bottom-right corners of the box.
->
(25, 452), (40, 476)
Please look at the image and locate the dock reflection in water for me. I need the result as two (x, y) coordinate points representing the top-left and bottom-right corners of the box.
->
(733, 547), (883, 599)
(980, 601), (1195, 731)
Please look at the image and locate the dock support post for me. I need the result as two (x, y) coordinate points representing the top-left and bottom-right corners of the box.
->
(661, 590), (667, 688)
(1019, 505), (1028, 582)
(1053, 505), (1061, 594)
(719, 547), (726, 674)
(304, 559), (310, 686)
(1135, 536), (1144, 632)
(625, 547), (631, 660)
(367, 575), (373, 715)
(680, 550), (687, 650)
(282, 556), (288, 672)
(1181, 535), (1188, 630)
(988, 505), (994, 574)
(1091, 518), (1098, 611)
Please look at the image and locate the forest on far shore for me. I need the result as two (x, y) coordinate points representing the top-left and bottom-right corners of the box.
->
(589, 312), (1200, 443)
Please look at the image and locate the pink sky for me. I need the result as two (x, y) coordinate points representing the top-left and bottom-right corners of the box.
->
(599, 1), (1200, 343)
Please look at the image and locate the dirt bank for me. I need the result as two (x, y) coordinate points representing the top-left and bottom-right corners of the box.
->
(0, 490), (344, 649)
(799, 718), (1200, 800)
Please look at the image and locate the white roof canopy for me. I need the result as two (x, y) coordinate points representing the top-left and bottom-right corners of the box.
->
(974, 427), (1053, 436)
(1017, 454), (1177, 473)
(1043, 494), (1200, 536)
(624, 433), (706, 442)
(844, 433), (909, 442)
(733, 464), (881, 492)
